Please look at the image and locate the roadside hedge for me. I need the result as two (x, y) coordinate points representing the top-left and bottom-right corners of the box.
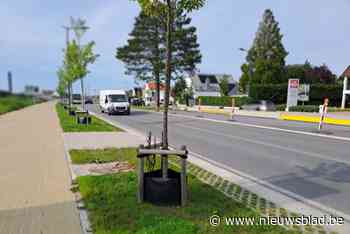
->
(250, 84), (343, 106)
(276, 104), (350, 112)
(195, 96), (254, 107)
(0, 90), (10, 97)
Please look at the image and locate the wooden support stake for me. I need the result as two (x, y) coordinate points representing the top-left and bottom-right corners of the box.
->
(138, 145), (145, 203)
(180, 145), (187, 206)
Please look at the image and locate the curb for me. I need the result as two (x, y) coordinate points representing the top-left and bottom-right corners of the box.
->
(280, 114), (350, 126)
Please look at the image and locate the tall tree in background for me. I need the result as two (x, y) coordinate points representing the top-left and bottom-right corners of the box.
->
(117, 12), (164, 111)
(285, 61), (337, 84)
(116, 9), (201, 111)
(240, 9), (288, 90)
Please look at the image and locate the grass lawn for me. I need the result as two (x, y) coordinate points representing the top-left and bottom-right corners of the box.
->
(75, 148), (297, 234)
(0, 95), (40, 115)
(56, 103), (122, 132)
(70, 148), (137, 164)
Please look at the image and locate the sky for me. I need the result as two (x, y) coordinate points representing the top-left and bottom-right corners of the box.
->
(1, 0), (350, 94)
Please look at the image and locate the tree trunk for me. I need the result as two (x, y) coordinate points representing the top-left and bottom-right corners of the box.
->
(154, 23), (161, 112)
(68, 82), (73, 109)
(163, 0), (173, 149)
(156, 73), (160, 112)
(80, 78), (85, 111)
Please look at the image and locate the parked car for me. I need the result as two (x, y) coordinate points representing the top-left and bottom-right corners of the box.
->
(85, 96), (93, 104)
(242, 100), (276, 111)
(131, 98), (145, 106)
(72, 94), (82, 104)
(99, 90), (130, 115)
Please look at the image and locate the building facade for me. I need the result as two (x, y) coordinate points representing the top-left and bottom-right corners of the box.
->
(185, 73), (238, 99)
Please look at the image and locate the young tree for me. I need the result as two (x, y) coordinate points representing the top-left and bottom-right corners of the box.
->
(136, 0), (205, 149)
(116, 9), (201, 111)
(57, 67), (68, 101)
(243, 9), (288, 85)
(65, 40), (99, 110)
(219, 75), (230, 96)
(70, 17), (92, 110)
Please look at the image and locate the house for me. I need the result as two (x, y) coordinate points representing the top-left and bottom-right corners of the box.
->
(185, 73), (238, 99)
(143, 81), (165, 106)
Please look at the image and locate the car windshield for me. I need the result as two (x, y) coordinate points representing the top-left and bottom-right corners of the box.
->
(73, 94), (81, 99)
(109, 94), (127, 102)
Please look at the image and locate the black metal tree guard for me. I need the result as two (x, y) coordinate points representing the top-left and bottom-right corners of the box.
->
(137, 133), (188, 206)
(76, 110), (91, 125)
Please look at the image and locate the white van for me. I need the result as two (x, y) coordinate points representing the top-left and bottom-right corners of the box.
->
(99, 90), (130, 115)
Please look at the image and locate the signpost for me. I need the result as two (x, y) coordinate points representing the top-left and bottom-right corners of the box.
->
(298, 84), (310, 103)
(318, 98), (329, 131)
(230, 98), (235, 121)
(341, 77), (349, 109)
(286, 79), (299, 111)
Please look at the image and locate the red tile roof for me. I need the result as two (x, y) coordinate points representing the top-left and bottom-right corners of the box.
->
(341, 66), (350, 77)
(146, 82), (165, 90)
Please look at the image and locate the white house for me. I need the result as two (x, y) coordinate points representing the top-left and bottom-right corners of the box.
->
(185, 73), (238, 99)
(143, 81), (165, 106)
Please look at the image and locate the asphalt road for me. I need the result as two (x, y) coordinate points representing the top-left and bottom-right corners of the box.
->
(87, 105), (350, 216)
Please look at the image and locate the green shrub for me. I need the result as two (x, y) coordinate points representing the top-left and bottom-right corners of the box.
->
(196, 96), (254, 107)
(289, 105), (319, 112)
(276, 104), (286, 111)
(0, 95), (38, 114)
(282, 105), (350, 113)
(309, 84), (343, 106)
(250, 84), (288, 104)
(249, 83), (343, 105)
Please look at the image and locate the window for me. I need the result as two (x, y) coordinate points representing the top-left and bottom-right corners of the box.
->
(109, 95), (127, 102)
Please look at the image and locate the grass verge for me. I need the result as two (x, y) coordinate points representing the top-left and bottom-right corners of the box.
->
(56, 103), (122, 132)
(0, 94), (42, 115)
(70, 148), (137, 164)
(75, 148), (296, 234)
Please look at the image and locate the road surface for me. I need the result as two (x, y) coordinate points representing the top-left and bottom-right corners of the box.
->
(88, 105), (350, 217)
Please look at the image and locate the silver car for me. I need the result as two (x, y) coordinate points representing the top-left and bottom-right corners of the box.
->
(242, 100), (276, 111)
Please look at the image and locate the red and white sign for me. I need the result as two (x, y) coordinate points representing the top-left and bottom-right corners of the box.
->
(289, 79), (299, 89)
(286, 79), (300, 111)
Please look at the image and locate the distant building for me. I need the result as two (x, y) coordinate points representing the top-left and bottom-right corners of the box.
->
(143, 81), (165, 106)
(185, 73), (238, 98)
(132, 87), (143, 98)
(24, 85), (40, 96)
(7, 71), (13, 93)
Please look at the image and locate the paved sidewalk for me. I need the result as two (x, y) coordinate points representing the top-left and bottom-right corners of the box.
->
(64, 132), (145, 150)
(0, 102), (82, 234)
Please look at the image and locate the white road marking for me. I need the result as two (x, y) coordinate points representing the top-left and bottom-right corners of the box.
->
(166, 112), (350, 142)
(175, 123), (350, 165)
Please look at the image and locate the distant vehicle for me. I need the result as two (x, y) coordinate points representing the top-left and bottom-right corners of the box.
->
(72, 94), (82, 104)
(85, 96), (93, 104)
(242, 100), (276, 111)
(131, 98), (144, 106)
(99, 90), (130, 115)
